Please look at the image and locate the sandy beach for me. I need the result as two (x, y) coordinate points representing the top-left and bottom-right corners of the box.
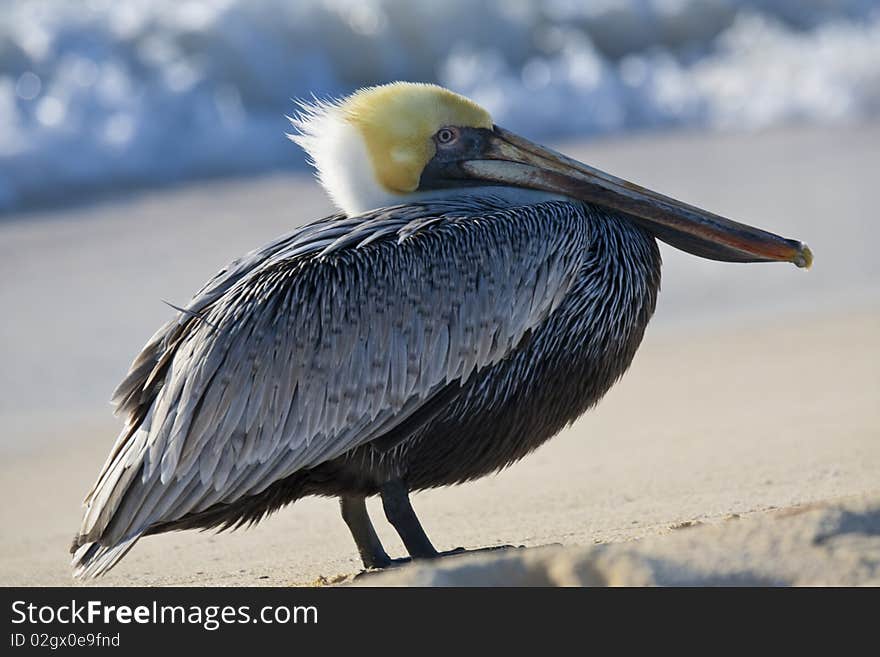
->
(1, 123), (878, 586)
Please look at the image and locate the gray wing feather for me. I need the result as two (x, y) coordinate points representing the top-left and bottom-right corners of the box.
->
(76, 200), (587, 548)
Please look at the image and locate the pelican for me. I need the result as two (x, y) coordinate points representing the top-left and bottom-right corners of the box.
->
(71, 82), (812, 577)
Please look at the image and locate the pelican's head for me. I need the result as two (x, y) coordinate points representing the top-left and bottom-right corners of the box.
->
(291, 82), (494, 216)
(291, 82), (811, 268)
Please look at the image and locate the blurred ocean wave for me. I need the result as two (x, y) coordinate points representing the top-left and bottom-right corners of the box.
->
(1, 0), (879, 212)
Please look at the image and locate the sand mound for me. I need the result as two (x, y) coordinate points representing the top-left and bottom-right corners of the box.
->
(355, 496), (880, 586)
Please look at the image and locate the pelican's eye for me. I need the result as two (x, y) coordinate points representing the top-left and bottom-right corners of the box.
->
(435, 127), (459, 146)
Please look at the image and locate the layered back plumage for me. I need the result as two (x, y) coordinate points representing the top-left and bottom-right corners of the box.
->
(71, 197), (600, 577)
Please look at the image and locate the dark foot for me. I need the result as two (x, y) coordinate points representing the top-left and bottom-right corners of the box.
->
(359, 555), (412, 571)
(352, 544), (526, 580)
(438, 544), (525, 558)
(351, 555), (414, 581)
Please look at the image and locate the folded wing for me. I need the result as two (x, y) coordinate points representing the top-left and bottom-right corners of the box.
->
(72, 200), (587, 575)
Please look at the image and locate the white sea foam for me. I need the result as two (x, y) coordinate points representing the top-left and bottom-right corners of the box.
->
(0, 0), (878, 211)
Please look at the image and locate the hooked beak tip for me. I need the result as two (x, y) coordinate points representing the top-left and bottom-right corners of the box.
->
(794, 243), (813, 269)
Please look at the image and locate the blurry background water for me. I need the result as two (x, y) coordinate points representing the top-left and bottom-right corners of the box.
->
(1, 0), (879, 213)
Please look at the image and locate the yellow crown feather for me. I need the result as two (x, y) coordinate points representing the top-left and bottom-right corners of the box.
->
(340, 82), (493, 194)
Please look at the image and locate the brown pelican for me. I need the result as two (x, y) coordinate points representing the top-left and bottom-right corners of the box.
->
(71, 82), (812, 577)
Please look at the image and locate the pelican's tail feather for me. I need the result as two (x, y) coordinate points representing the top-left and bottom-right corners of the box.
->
(71, 534), (141, 579)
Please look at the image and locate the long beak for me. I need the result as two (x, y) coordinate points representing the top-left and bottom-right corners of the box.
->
(462, 126), (812, 268)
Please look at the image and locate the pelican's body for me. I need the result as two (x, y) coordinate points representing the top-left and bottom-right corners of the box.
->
(150, 200), (658, 532)
(72, 83), (810, 577)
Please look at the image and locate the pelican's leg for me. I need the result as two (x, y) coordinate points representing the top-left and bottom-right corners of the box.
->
(339, 496), (392, 569)
(379, 479), (439, 559)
